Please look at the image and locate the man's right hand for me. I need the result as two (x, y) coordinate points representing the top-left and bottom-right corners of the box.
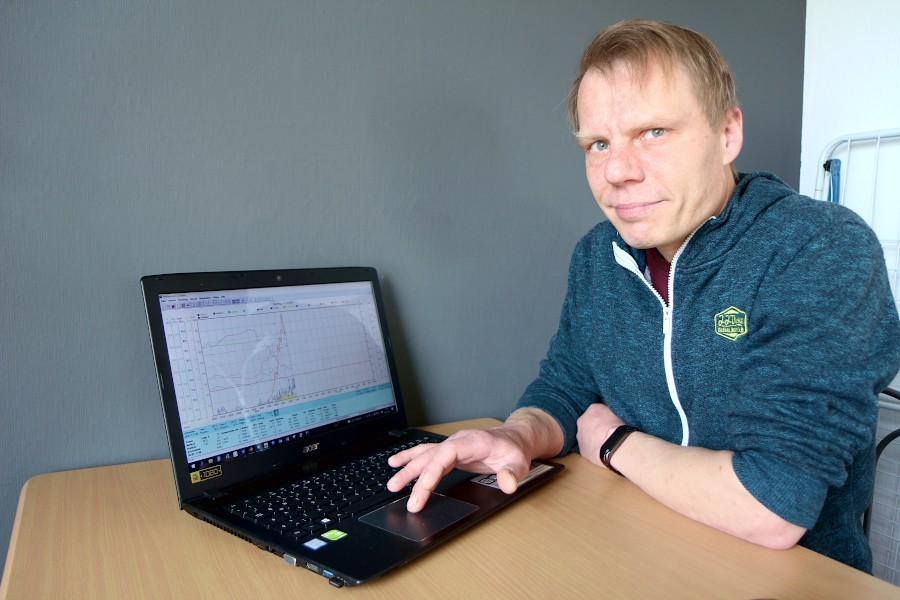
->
(386, 408), (564, 512)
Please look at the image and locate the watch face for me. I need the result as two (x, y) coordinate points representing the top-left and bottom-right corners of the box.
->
(599, 426), (637, 476)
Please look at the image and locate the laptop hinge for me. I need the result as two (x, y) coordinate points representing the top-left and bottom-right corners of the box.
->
(202, 488), (226, 500)
(388, 429), (408, 438)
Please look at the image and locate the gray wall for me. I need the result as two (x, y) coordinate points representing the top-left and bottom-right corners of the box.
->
(0, 1), (805, 563)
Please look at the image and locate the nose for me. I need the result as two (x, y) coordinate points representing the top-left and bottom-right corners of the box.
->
(604, 144), (643, 185)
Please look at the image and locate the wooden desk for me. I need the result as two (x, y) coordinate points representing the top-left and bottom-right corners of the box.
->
(3, 419), (898, 599)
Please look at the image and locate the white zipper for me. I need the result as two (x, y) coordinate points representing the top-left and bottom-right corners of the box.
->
(612, 224), (707, 448)
(664, 237), (691, 447)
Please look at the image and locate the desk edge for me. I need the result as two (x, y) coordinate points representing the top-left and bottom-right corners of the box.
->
(0, 478), (31, 598)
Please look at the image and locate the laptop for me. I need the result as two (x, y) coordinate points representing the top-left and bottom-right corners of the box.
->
(141, 267), (563, 587)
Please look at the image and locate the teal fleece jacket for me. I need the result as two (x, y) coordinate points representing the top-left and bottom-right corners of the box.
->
(517, 172), (900, 571)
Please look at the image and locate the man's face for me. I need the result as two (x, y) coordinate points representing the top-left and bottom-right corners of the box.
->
(575, 60), (742, 261)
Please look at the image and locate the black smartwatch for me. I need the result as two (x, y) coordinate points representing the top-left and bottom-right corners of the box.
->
(599, 425), (639, 476)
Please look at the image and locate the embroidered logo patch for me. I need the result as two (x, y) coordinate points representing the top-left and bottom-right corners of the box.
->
(714, 306), (748, 341)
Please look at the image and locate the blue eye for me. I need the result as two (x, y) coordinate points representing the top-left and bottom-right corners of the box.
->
(646, 128), (666, 139)
(589, 140), (609, 152)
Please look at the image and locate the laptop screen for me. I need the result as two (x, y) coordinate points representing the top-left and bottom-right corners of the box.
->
(157, 280), (399, 470)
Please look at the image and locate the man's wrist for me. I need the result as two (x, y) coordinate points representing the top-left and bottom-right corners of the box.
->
(603, 425), (621, 445)
(504, 408), (563, 458)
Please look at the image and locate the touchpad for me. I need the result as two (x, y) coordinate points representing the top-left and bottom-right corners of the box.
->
(359, 494), (478, 542)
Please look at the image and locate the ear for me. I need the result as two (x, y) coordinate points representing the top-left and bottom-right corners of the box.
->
(721, 107), (743, 165)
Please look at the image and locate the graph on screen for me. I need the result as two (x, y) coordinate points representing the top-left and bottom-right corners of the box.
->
(200, 306), (378, 416)
(163, 295), (391, 432)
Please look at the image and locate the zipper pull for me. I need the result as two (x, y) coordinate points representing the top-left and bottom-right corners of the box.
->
(663, 306), (672, 335)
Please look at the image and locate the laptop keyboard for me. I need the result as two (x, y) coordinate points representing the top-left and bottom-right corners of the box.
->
(224, 437), (430, 540)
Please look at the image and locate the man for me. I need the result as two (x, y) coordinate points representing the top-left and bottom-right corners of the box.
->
(387, 19), (900, 571)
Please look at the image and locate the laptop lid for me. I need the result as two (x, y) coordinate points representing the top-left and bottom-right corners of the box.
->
(141, 267), (409, 505)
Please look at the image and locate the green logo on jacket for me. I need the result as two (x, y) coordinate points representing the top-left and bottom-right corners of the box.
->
(714, 306), (748, 341)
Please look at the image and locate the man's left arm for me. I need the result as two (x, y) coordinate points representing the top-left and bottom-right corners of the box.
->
(576, 403), (805, 549)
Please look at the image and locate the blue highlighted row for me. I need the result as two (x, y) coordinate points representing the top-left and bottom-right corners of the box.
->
(184, 383), (394, 461)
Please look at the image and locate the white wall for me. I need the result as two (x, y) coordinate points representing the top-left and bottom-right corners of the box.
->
(803, 2), (900, 584)
(800, 0), (900, 196)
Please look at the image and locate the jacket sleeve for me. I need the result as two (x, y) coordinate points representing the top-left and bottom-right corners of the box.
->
(730, 209), (900, 528)
(515, 234), (604, 455)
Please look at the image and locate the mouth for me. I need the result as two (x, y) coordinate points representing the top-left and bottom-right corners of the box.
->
(610, 200), (663, 222)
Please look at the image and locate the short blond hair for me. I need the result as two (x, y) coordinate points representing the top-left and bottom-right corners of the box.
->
(567, 20), (739, 132)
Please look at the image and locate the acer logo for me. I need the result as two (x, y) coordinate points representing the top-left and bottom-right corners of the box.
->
(302, 443), (320, 454)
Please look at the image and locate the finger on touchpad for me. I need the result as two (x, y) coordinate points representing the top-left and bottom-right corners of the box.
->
(358, 494), (478, 542)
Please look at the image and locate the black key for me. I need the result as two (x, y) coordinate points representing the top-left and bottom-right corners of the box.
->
(274, 519), (299, 534)
(258, 513), (290, 528)
(295, 522), (324, 535)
